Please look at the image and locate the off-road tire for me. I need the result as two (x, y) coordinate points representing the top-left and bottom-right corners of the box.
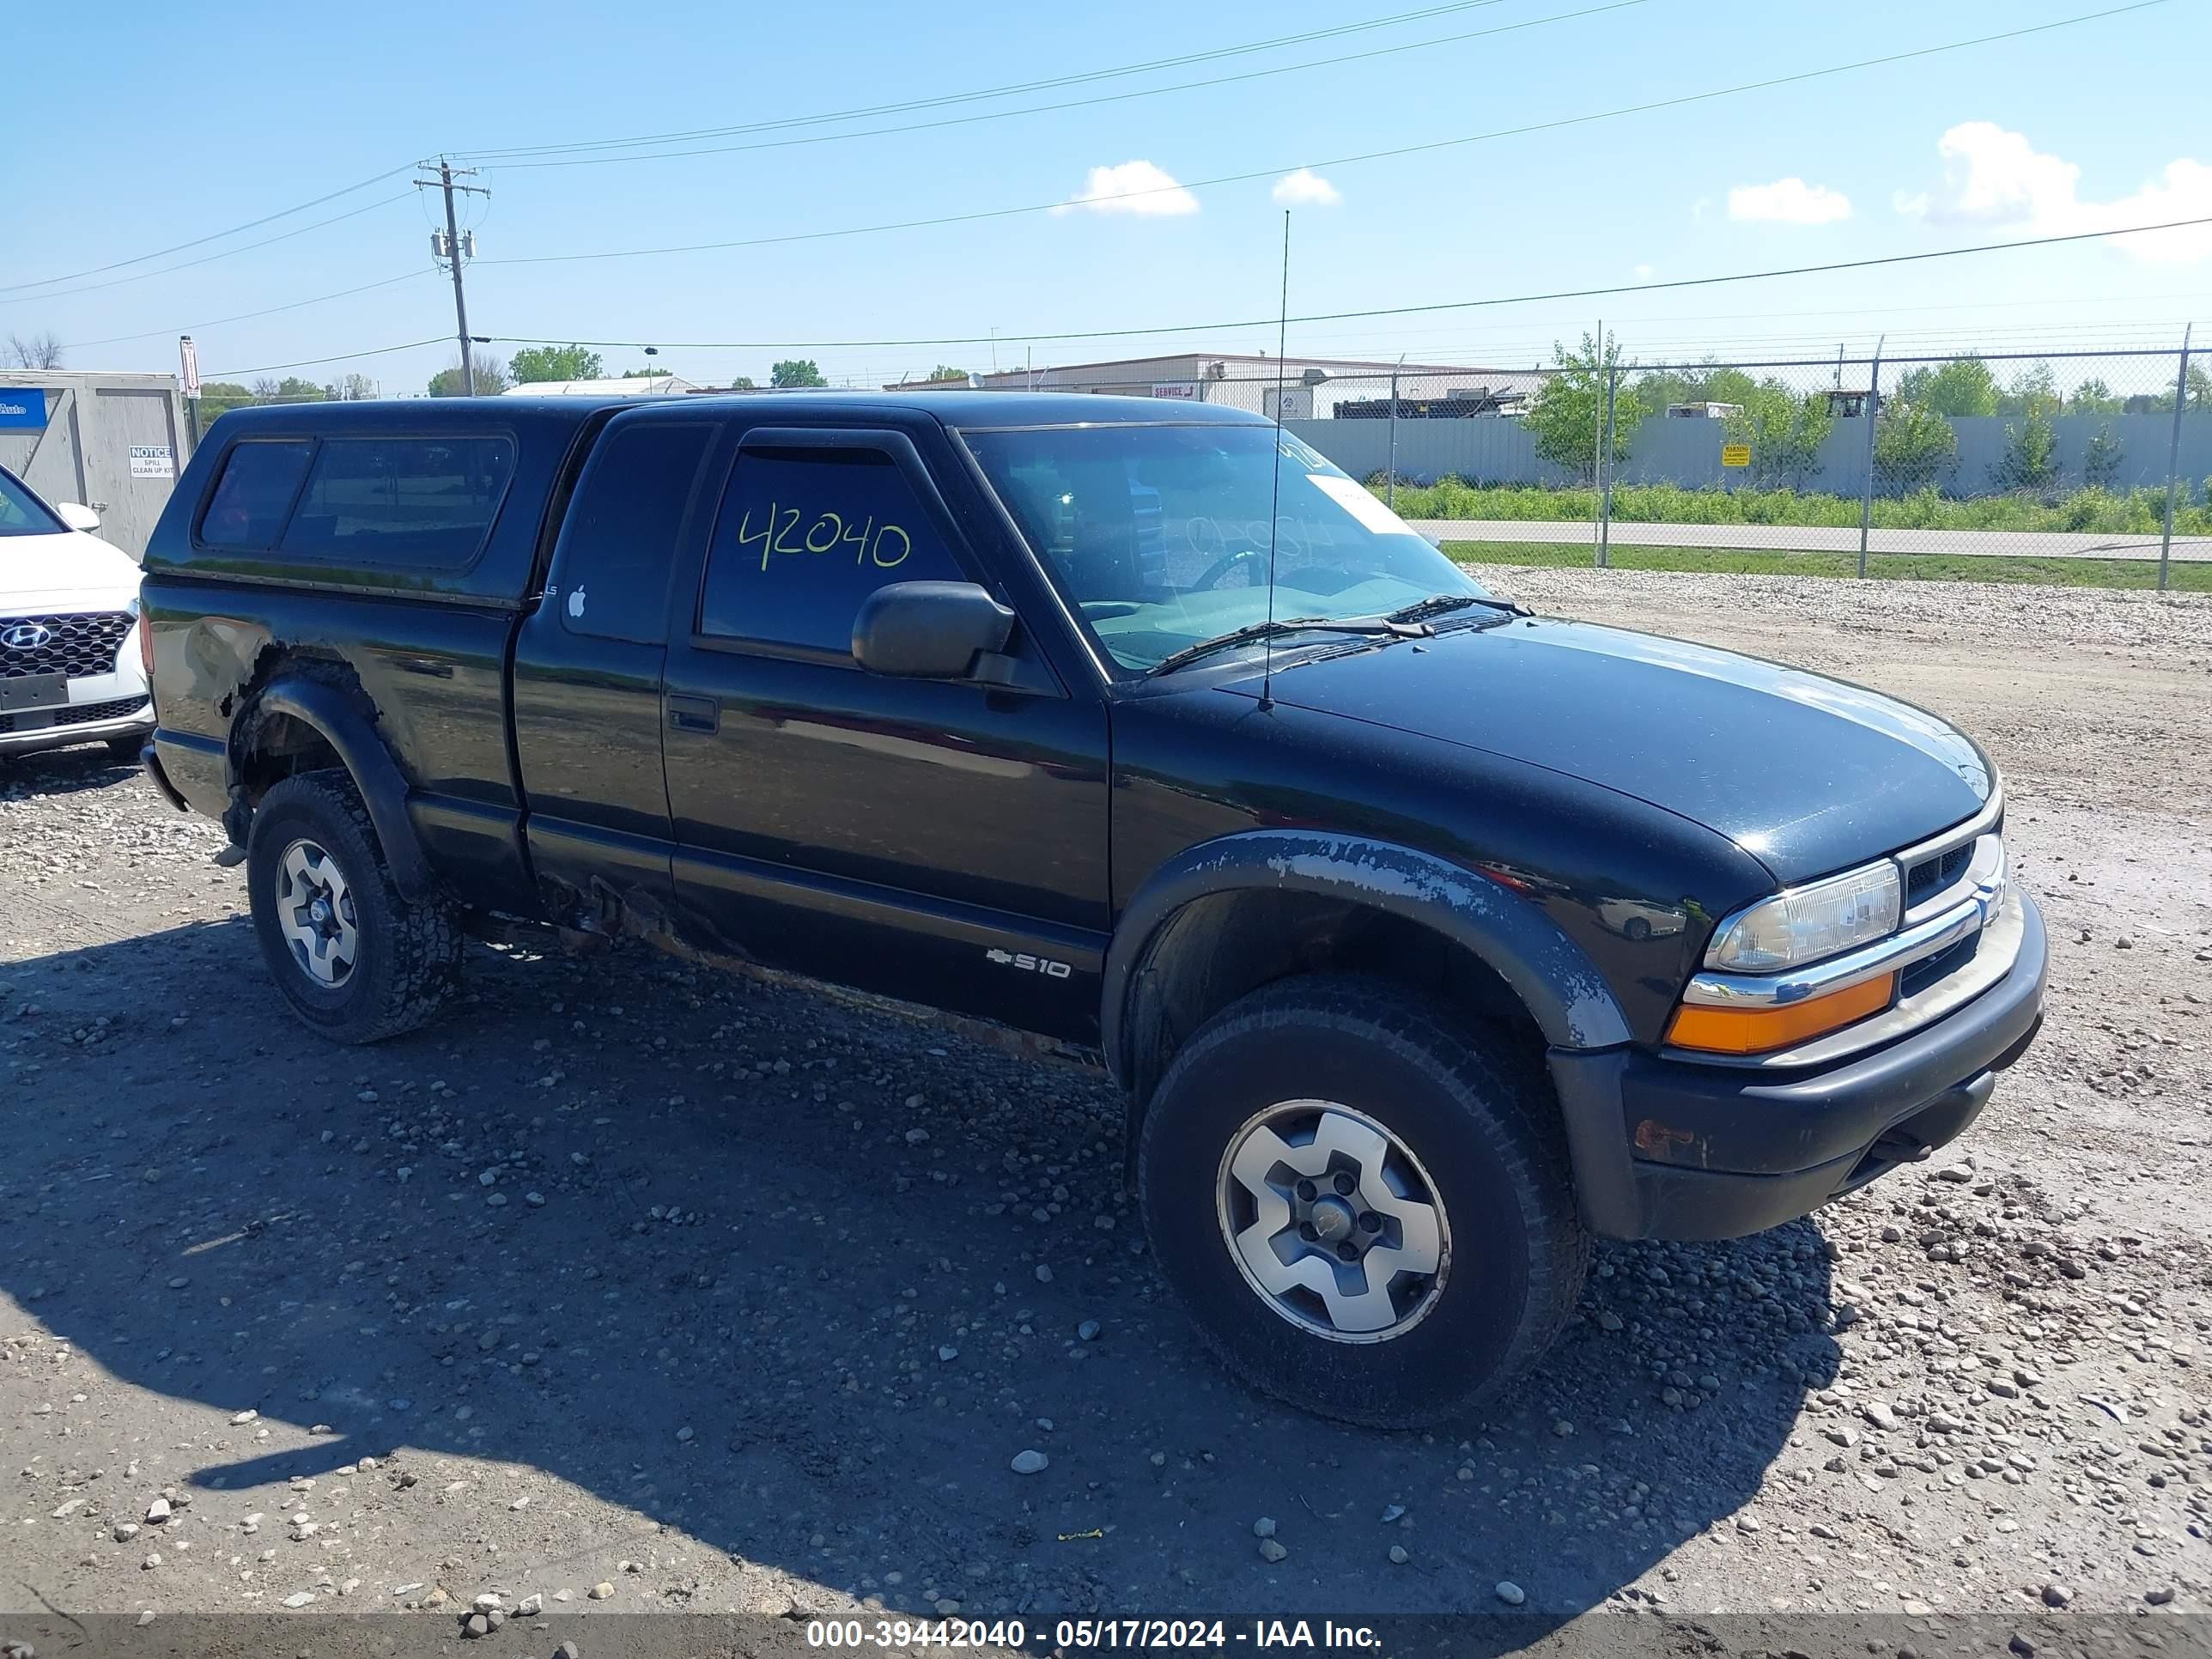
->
(246, 769), (459, 1043)
(1136, 973), (1589, 1427)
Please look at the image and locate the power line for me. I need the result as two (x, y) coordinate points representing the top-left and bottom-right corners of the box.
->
(58, 270), (433, 353)
(453, 0), (1522, 162)
(478, 2), (2164, 271)
(0, 164), (414, 296)
(477, 2), (1639, 173)
(484, 216), (2212, 352)
(205, 337), (453, 380)
(0, 193), (417, 309)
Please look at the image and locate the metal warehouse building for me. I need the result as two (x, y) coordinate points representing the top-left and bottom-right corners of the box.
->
(970, 353), (1542, 419)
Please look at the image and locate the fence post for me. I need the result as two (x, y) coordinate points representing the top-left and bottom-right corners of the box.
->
(2159, 324), (2193, 593)
(1598, 363), (1618, 568)
(1387, 358), (1401, 511)
(1857, 336), (1885, 579)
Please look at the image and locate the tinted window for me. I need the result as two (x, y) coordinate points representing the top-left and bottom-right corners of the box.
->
(279, 435), (515, 566)
(698, 445), (963, 653)
(199, 441), (313, 549)
(555, 421), (716, 642)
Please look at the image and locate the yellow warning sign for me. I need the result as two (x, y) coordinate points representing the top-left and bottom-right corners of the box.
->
(1720, 442), (1752, 468)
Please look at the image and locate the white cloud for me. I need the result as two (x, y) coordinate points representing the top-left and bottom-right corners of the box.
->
(1727, 177), (1853, 225)
(1051, 160), (1200, 216)
(1271, 167), (1341, 207)
(1632, 262), (1655, 283)
(1896, 121), (2212, 264)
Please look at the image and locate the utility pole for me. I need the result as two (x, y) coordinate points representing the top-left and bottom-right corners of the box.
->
(416, 158), (490, 392)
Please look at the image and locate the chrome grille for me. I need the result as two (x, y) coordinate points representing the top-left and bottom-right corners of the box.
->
(0, 611), (133, 678)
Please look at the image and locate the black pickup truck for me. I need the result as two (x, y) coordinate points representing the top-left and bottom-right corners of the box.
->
(137, 393), (2045, 1425)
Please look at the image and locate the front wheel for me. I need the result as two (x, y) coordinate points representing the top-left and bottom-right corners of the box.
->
(1136, 974), (1589, 1427)
(246, 769), (459, 1043)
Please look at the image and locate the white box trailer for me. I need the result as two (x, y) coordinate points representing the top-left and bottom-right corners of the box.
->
(0, 371), (193, 561)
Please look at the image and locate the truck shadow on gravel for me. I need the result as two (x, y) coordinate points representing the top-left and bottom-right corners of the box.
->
(3, 916), (1841, 1620)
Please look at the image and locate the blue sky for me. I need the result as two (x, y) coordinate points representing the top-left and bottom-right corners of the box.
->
(5, 0), (2205, 393)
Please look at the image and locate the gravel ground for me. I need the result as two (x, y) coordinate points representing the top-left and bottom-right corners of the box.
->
(1, 569), (2208, 1650)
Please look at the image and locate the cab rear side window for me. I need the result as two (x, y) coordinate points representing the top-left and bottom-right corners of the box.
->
(198, 441), (313, 549)
(553, 421), (717, 642)
(279, 435), (516, 567)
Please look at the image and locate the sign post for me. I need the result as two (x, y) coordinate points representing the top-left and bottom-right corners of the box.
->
(179, 335), (203, 451)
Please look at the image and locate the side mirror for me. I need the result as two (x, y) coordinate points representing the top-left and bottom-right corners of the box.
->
(853, 580), (1015, 679)
(57, 501), (100, 532)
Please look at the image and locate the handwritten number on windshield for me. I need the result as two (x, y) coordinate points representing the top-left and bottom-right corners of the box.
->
(736, 503), (912, 573)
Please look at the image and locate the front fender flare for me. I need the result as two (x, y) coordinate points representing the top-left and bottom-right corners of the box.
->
(1101, 830), (1632, 1087)
(231, 676), (433, 902)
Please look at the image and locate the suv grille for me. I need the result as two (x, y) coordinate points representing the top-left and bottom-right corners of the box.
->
(0, 695), (149, 735)
(1, 611), (133, 679)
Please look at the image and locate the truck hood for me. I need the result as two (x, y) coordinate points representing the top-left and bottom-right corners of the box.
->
(1, 528), (142, 614)
(1237, 617), (1991, 884)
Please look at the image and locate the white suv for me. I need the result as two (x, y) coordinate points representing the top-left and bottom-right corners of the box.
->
(0, 462), (153, 763)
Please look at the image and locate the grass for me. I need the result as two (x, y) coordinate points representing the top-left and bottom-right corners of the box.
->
(1382, 478), (2212, 537)
(1442, 539), (2212, 592)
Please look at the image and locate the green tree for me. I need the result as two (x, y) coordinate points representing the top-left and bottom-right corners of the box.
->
(1523, 331), (1648, 483)
(194, 381), (255, 422)
(1699, 368), (1759, 407)
(427, 355), (511, 397)
(770, 358), (828, 389)
(2081, 425), (2124, 489)
(2066, 377), (2122, 415)
(927, 364), (971, 383)
(1993, 408), (2060, 495)
(728, 376), (757, 390)
(508, 344), (605, 384)
(259, 376), (328, 404)
(1895, 356), (1999, 417)
(1722, 379), (1835, 488)
(1872, 400), (1959, 495)
(1996, 361), (2059, 417)
(623, 366), (677, 378)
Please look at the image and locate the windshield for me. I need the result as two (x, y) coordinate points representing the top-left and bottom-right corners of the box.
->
(962, 422), (1486, 674)
(0, 465), (63, 538)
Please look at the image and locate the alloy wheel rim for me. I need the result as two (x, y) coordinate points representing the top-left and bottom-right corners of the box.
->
(276, 838), (360, 988)
(1215, 1099), (1450, 1344)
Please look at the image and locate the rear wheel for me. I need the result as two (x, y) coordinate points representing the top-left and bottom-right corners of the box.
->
(246, 769), (459, 1042)
(1136, 974), (1589, 1427)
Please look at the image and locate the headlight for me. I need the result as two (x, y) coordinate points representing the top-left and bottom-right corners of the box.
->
(1705, 860), (1900, 972)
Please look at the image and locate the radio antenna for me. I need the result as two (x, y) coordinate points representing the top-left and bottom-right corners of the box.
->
(1259, 209), (1290, 714)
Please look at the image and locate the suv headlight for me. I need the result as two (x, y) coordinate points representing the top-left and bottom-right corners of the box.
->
(1705, 860), (1900, 972)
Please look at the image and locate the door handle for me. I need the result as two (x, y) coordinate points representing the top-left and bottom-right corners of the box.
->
(667, 694), (720, 733)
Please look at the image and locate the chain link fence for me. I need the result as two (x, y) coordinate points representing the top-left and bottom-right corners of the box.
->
(1224, 338), (2206, 591)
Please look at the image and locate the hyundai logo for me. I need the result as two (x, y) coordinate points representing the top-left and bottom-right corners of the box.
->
(1, 623), (53, 650)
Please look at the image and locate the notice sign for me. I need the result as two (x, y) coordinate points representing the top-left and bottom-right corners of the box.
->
(1720, 442), (1752, 468)
(0, 389), (48, 429)
(130, 444), (175, 479)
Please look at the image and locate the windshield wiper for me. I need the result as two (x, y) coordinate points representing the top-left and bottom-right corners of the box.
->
(1145, 616), (1431, 678)
(1384, 592), (1528, 624)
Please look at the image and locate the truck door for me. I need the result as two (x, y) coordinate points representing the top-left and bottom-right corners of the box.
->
(510, 410), (723, 931)
(659, 419), (1110, 1042)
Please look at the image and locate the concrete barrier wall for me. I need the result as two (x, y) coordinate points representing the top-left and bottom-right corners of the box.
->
(1288, 412), (2212, 498)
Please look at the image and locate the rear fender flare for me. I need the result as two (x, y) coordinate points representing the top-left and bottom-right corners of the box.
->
(1102, 830), (1632, 1090)
(229, 676), (432, 902)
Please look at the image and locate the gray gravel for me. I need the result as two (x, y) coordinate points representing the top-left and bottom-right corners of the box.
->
(1, 568), (2207, 1632)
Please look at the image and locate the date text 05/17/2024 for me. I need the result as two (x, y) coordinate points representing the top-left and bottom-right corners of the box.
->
(804, 1619), (1385, 1650)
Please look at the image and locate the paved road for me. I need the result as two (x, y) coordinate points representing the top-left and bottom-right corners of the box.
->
(1409, 518), (2212, 562)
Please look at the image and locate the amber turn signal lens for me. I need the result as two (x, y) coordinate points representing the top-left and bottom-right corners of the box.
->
(1667, 972), (1897, 1055)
